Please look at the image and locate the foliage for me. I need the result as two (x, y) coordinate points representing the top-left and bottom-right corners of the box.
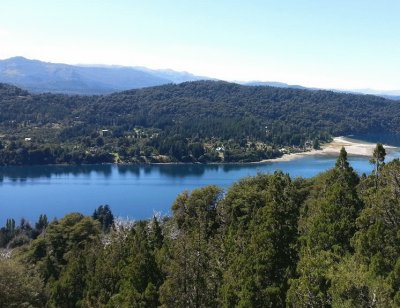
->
(1, 81), (399, 164)
(287, 148), (362, 306)
(0, 258), (46, 307)
(93, 204), (114, 232)
(218, 172), (309, 307)
(2, 147), (400, 306)
(160, 186), (222, 307)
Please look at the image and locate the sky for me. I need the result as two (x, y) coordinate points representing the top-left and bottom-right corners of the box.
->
(0, 0), (399, 90)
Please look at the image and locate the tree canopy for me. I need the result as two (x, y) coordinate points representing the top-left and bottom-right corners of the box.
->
(2, 146), (400, 307)
(1, 81), (399, 164)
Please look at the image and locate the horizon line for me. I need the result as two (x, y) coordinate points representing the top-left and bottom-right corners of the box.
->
(1, 55), (399, 95)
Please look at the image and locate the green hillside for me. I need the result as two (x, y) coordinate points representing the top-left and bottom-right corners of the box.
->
(0, 81), (399, 165)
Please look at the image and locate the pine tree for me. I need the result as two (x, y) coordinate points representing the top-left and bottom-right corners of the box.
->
(288, 148), (362, 306)
(370, 143), (386, 189)
(220, 173), (307, 307)
(370, 143), (386, 174)
(160, 186), (222, 308)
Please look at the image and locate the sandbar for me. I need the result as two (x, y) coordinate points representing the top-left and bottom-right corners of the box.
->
(261, 136), (397, 163)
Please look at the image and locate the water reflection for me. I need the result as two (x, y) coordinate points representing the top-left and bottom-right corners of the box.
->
(1, 154), (399, 223)
(1, 133), (400, 184)
(0, 163), (275, 183)
(117, 165), (140, 176)
(158, 164), (211, 177)
(0, 164), (114, 182)
(155, 163), (266, 178)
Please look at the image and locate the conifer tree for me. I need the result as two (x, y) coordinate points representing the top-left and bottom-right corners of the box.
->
(288, 148), (362, 306)
(370, 143), (386, 189)
(220, 173), (307, 307)
(160, 186), (222, 308)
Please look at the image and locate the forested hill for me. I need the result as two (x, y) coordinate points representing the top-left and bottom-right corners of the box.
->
(0, 81), (400, 165)
(110, 80), (400, 136)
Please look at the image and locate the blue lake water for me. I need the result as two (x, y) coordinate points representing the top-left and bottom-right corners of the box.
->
(1, 144), (400, 224)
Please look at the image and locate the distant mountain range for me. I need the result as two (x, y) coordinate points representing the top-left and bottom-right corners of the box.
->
(241, 81), (307, 90)
(242, 82), (400, 100)
(0, 57), (209, 95)
(0, 56), (399, 99)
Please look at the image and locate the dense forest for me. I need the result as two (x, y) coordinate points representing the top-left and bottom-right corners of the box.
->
(1, 146), (400, 307)
(1, 81), (400, 165)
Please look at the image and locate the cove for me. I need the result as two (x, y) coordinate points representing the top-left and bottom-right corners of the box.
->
(1, 146), (400, 224)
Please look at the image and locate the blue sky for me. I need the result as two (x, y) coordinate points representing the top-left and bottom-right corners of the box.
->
(0, 0), (399, 90)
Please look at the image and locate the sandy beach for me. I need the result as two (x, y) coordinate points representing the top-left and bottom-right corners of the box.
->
(262, 136), (397, 163)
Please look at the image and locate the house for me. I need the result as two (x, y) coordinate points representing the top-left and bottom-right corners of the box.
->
(100, 129), (110, 137)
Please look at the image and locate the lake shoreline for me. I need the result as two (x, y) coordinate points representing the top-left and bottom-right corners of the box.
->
(257, 136), (397, 163)
(1, 136), (398, 222)
(0, 136), (396, 168)
(132, 136), (396, 166)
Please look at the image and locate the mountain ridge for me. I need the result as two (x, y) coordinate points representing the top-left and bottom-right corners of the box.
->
(0, 56), (209, 95)
(0, 57), (399, 99)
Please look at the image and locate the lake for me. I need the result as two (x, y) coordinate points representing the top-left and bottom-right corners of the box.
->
(1, 144), (400, 224)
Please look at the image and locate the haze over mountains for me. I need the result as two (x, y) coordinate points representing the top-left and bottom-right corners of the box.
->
(0, 57), (208, 95)
(0, 56), (399, 99)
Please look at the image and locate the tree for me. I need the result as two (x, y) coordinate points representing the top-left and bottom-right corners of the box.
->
(160, 186), (222, 308)
(25, 213), (100, 284)
(84, 233), (128, 307)
(0, 218), (17, 247)
(313, 138), (320, 150)
(336, 147), (350, 170)
(370, 143), (386, 189)
(370, 143), (386, 174)
(20, 218), (32, 232)
(328, 255), (393, 307)
(35, 214), (48, 234)
(348, 159), (400, 305)
(189, 142), (205, 160)
(92, 204), (114, 232)
(5, 218), (16, 236)
(95, 137), (104, 147)
(0, 259), (47, 307)
(288, 149), (362, 306)
(50, 249), (90, 308)
(219, 172), (306, 307)
(107, 221), (163, 307)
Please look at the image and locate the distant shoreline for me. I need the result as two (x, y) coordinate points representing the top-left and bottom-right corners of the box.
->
(259, 136), (397, 163)
(0, 137), (396, 168)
